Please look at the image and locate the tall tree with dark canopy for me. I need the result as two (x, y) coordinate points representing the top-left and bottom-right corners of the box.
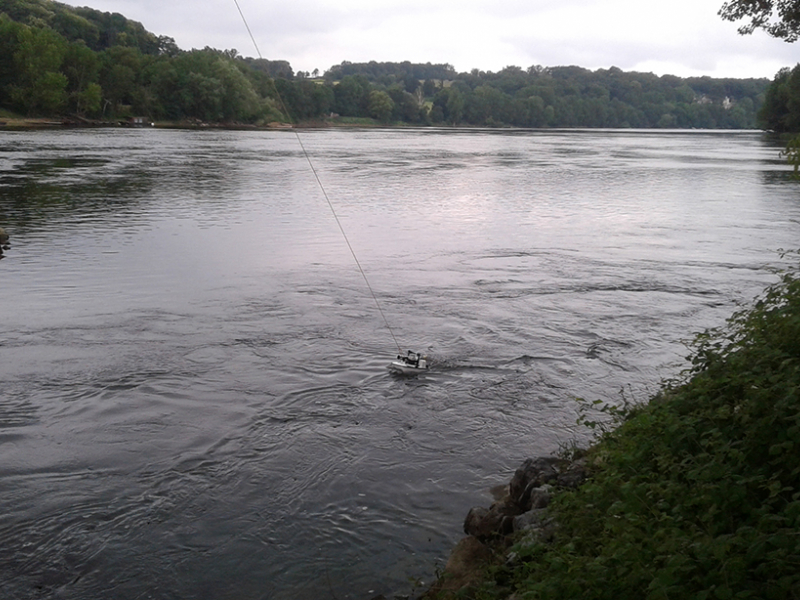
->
(719, 0), (800, 41)
(721, 0), (800, 172)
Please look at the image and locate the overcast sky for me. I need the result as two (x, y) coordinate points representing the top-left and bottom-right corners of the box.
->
(60, 0), (798, 79)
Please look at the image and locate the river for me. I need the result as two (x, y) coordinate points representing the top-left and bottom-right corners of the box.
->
(0, 127), (798, 599)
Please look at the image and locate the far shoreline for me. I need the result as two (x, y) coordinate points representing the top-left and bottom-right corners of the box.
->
(0, 116), (773, 136)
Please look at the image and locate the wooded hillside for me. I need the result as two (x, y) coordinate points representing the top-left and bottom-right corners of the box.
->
(0, 0), (776, 128)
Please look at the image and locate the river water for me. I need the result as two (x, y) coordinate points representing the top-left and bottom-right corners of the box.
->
(0, 128), (798, 599)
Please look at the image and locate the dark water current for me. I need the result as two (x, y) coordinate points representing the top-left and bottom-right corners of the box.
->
(1, 128), (799, 599)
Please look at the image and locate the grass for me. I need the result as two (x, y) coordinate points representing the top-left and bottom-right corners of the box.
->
(443, 252), (800, 600)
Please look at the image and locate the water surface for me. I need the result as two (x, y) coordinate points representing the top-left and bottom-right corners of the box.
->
(1, 128), (798, 599)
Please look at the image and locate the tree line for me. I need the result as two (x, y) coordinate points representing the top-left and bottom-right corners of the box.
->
(758, 64), (800, 133)
(0, 0), (784, 130)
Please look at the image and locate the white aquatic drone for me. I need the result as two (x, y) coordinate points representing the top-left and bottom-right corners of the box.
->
(388, 350), (429, 375)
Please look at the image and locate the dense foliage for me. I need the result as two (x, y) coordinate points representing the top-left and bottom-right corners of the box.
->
(463, 256), (800, 600)
(427, 66), (766, 128)
(0, 0), (772, 128)
(0, 1), (288, 123)
(758, 65), (800, 176)
(325, 60), (457, 84)
(720, 0), (800, 168)
(317, 61), (770, 128)
(759, 64), (800, 132)
(720, 0), (800, 42)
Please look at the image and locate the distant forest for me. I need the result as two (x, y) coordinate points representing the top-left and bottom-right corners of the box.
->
(0, 0), (793, 130)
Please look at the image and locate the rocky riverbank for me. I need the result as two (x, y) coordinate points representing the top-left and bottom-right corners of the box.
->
(414, 455), (589, 600)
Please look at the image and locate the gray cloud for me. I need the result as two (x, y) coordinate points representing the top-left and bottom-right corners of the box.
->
(61, 0), (797, 77)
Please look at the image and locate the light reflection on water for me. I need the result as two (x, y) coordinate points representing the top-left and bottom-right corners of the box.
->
(0, 128), (798, 599)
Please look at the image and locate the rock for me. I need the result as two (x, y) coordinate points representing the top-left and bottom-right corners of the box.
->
(463, 503), (518, 540)
(423, 454), (589, 598)
(517, 517), (558, 546)
(509, 457), (565, 511)
(512, 508), (547, 533)
(463, 506), (492, 538)
(464, 457), (585, 540)
(527, 484), (553, 510)
(489, 483), (509, 502)
(556, 457), (588, 488)
(511, 507), (558, 542)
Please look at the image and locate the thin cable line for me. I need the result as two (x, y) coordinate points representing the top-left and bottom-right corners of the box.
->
(231, 0), (261, 59)
(232, 0), (403, 354)
(294, 133), (402, 354)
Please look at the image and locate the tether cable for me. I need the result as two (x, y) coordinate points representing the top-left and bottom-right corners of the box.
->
(232, 0), (403, 354)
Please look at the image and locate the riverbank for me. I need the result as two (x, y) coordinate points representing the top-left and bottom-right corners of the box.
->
(0, 116), (272, 130)
(416, 257), (800, 600)
(0, 114), (388, 130)
(1, 112), (783, 133)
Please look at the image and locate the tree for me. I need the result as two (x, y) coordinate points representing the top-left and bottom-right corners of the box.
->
(185, 71), (224, 121)
(386, 85), (420, 122)
(0, 15), (23, 99)
(367, 89), (394, 122)
(445, 87), (465, 124)
(99, 46), (142, 114)
(402, 74), (419, 94)
(75, 82), (102, 115)
(468, 85), (507, 125)
(758, 65), (800, 132)
(51, 10), (100, 49)
(722, 2), (800, 177)
(282, 79), (334, 120)
(12, 25), (68, 114)
(63, 41), (101, 115)
(211, 58), (260, 121)
(157, 35), (180, 57)
(333, 74), (370, 116)
(520, 95), (547, 127)
(140, 57), (178, 119)
(719, 0), (800, 41)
